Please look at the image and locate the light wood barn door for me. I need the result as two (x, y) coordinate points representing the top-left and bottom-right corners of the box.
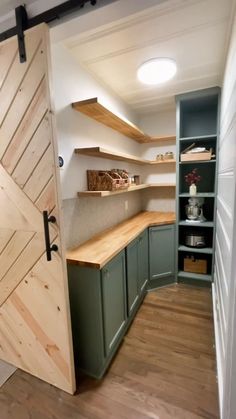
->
(0, 24), (76, 394)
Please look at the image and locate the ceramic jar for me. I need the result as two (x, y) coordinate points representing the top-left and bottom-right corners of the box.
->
(189, 183), (197, 196)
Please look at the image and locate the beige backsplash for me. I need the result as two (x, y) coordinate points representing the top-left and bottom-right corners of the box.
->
(63, 191), (142, 249)
(141, 188), (176, 212)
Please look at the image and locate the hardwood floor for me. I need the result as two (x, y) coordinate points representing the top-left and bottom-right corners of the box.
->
(0, 284), (219, 419)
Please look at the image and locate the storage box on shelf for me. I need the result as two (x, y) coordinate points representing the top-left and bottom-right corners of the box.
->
(184, 256), (207, 274)
(176, 87), (220, 285)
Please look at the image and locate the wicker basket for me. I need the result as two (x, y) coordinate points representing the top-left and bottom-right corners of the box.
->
(87, 170), (129, 191)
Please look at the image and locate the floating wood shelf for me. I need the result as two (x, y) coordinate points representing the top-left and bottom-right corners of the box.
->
(150, 159), (176, 165)
(72, 98), (176, 144)
(149, 183), (176, 188)
(78, 184), (149, 197)
(75, 147), (176, 166)
(78, 183), (176, 197)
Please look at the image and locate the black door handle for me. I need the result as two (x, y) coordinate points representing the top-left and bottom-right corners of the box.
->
(43, 210), (58, 261)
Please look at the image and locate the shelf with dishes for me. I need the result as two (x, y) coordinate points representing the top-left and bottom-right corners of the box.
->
(72, 98), (176, 144)
(75, 147), (176, 166)
(179, 220), (213, 248)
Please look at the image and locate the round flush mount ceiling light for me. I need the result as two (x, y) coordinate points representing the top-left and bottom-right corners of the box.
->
(137, 58), (177, 85)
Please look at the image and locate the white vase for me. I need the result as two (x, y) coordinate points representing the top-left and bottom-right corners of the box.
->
(189, 183), (197, 196)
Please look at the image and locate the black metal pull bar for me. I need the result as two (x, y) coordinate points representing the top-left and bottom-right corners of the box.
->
(43, 211), (58, 261)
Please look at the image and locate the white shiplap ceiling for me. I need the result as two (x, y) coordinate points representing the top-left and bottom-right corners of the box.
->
(63, 0), (233, 113)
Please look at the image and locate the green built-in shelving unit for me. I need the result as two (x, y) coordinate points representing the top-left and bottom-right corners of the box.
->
(175, 87), (220, 286)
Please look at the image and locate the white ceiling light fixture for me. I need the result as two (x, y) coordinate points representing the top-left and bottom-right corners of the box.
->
(137, 58), (177, 85)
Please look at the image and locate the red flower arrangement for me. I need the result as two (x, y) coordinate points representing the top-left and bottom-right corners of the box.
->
(185, 168), (201, 186)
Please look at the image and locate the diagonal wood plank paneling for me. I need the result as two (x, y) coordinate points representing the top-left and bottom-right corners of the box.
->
(0, 238), (72, 390)
(0, 230), (15, 254)
(36, 178), (56, 214)
(0, 24), (75, 394)
(12, 114), (51, 188)
(0, 43), (46, 160)
(0, 41), (17, 90)
(0, 231), (34, 280)
(0, 30), (42, 126)
(23, 145), (54, 203)
(2, 78), (48, 175)
(0, 164), (43, 232)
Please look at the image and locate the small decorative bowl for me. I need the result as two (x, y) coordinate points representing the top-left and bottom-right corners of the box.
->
(164, 151), (174, 160)
(156, 153), (164, 161)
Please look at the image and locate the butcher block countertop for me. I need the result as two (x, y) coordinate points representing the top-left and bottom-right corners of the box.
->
(66, 211), (175, 269)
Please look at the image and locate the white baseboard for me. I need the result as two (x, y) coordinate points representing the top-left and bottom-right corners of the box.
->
(212, 283), (223, 418)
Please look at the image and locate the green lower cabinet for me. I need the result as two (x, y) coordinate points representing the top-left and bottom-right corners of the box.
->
(149, 224), (175, 289)
(67, 224), (174, 379)
(138, 229), (149, 293)
(126, 229), (149, 316)
(68, 250), (128, 379)
(101, 252), (127, 356)
(126, 236), (139, 315)
(67, 264), (105, 378)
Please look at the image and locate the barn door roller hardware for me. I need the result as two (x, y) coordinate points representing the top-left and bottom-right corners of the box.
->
(1, 0), (98, 63)
(15, 5), (28, 63)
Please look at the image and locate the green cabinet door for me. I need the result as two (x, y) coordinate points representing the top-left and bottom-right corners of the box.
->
(149, 225), (175, 283)
(101, 250), (127, 356)
(138, 229), (149, 293)
(126, 237), (139, 315)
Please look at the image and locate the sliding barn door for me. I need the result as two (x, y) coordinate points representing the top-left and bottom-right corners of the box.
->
(0, 24), (75, 394)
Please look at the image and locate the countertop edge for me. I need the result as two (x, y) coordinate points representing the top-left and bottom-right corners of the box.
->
(66, 212), (176, 269)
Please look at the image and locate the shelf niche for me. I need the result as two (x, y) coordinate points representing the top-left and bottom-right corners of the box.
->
(72, 98), (176, 144)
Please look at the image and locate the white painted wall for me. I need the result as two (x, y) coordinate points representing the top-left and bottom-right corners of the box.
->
(51, 42), (140, 200)
(213, 6), (236, 418)
(51, 42), (144, 247)
(139, 110), (176, 211)
(51, 42), (176, 247)
(139, 110), (176, 184)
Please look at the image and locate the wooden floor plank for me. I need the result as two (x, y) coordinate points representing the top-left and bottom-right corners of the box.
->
(0, 284), (219, 419)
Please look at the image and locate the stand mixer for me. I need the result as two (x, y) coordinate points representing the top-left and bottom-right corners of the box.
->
(185, 197), (206, 222)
